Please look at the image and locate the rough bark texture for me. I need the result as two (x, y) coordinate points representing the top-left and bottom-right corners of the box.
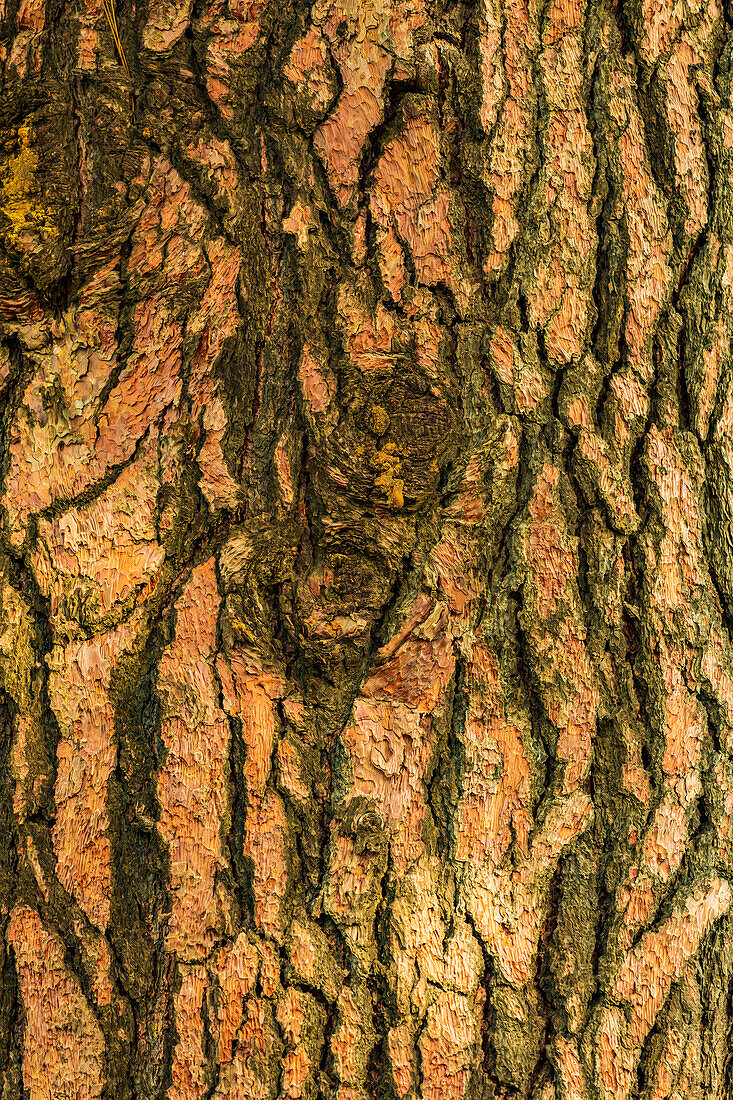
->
(2, 0), (733, 1096)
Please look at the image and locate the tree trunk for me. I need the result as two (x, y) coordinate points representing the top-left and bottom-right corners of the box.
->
(2, 0), (733, 1095)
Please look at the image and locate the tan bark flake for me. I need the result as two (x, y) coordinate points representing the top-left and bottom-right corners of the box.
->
(157, 559), (234, 958)
(7, 906), (106, 1100)
(49, 614), (143, 929)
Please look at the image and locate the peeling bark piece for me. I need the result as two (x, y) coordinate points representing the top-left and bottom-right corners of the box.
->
(477, 0), (504, 134)
(187, 237), (245, 510)
(95, 299), (183, 469)
(213, 933), (259, 1064)
(661, 34), (711, 239)
(276, 986), (325, 1099)
(242, 787), (289, 940)
(49, 614), (144, 929)
(7, 0), (46, 76)
(3, 309), (120, 546)
(217, 652), (289, 939)
(196, 0), (269, 120)
(7, 906), (106, 1100)
(418, 991), (476, 1100)
(616, 644), (705, 949)
(455, 644), (532, 867)
(468, 788), (593, 984)
(143, 0), (194, 50)
(314, 75), (390, 207)
(283, 27), (339, 129)
(212, 997), (281, 1098)
(311, 0), (427, 207)
(344, 694), (440, 872)
(519, 462), (598, 791)
(33, 430), (163, 621)
(169, 965), (208, 1100)
(371, 113), (454, 294)
(595, 877), (731, 1100)
(482, 0), (538, 274)
(526, 3), (593, 365)
(638, 0), (684, 62)
(157, 559), (234, 958)
(552, 1034), (588, 1100)
(285, 916), (344, 1002)
(612, 67), (673, 370)
(331, 984), (376, 1097)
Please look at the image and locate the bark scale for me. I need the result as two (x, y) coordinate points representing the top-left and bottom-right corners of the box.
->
(1, 0), (733, 1096)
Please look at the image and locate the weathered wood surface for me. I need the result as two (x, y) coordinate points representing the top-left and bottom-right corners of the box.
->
(3, 0), (733, 1096)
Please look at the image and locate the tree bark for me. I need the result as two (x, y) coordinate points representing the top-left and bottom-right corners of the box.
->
(2, 0), (733, 1096)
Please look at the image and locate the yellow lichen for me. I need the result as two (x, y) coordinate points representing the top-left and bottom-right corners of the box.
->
(0, 123), (61, 255)
(366, 404), (390, 436)
(370, 443), (404, 509)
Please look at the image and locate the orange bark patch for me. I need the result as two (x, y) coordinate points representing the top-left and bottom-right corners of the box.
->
(418, 992), (475, 1100)
(34, 430), (163, 618)
(184, 137), (243, 231)
(524, 463), (575, 618)
(8, 906), (105, 1100)
(169, 965), (208, 1100)
(49, 615), (142, 929)
(371, 115), (453, 293)
(331, 986), (368, 1086)
(96, 300), (183, 468)
(696, 319), (726, 439)
(157, 559), (233, 958)
(543, 0), (582, 42)
(315, 83), (387, 204)
(7, 0), (45, 73)
(478, 0), (504, 132)
(534, 620), (598, 791)
(212, 997), (275, 1098)
(483, 0), (537, 274)
(638, 0), (684, 63)
(643, 426), (702, 611)
(469, 789), (593, 983)
(242, 788), (289, 939)
(218, 654), (289, 939)
(214, 934), (259, 1064)
(432, 526), (485, 619)
(597, 877), (731, 1100)
(217, 654), (284, 794)
(312, 0), (427, 206)
(336, 277), (398, 372)
(277, 988), (315, 1097)
(365, 599), (454, 711)
(197, 0), (268, 119)
(284, 27), (336, 117)
(575, 428), (639, 531)
(608, 370), (649, 453)
(617, 647), (704, 947)
(392, 887), (483, 995)
(345, 699), (432, 871)
(299, 343), (336, 418)
(553, 1035), (587, 1100)
(456, 645), (531, 866)
(614, 70), (673, 368)
(388, 1022), (414, 1097)
(663, 36), (710, 238)
(3, 313), (120, 545)
(529, 26), (593, 364)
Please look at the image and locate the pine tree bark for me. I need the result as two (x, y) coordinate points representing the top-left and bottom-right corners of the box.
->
(2, 0), (733, 1096)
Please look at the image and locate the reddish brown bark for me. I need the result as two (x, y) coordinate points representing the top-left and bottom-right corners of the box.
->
(2, 0), (733, 1096)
